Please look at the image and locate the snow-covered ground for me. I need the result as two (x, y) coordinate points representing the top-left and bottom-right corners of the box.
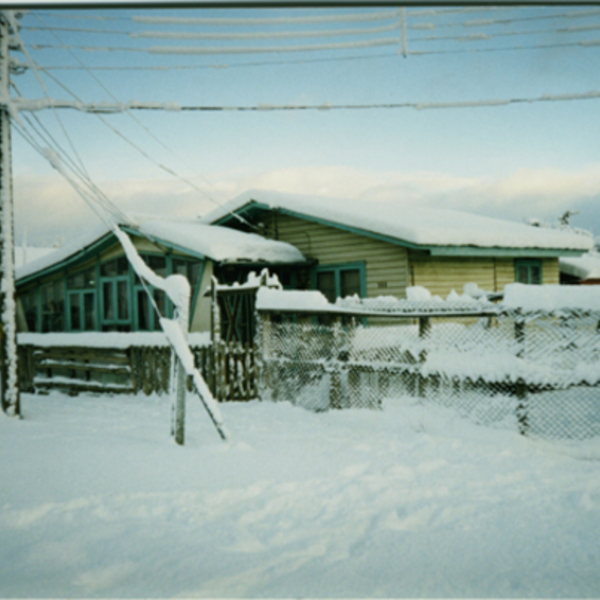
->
(1, 391), (600, 598)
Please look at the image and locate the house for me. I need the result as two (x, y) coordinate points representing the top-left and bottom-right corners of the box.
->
(560, 251), (600, 285)
(201, 190), (593, 301)
(15, 217), (306, 335)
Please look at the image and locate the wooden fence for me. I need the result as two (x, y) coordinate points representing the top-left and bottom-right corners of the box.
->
(17, 341), (256, 401)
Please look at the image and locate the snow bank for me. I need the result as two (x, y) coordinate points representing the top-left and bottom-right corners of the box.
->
(503, 283), (600, 311)
(202, 189), (593, 251)
(1, 393), (599, 597)
(17, 331), (211, 348)
(256, 287), (330, 311)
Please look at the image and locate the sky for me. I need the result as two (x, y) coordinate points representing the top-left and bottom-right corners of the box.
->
(7, 3), (600, 247)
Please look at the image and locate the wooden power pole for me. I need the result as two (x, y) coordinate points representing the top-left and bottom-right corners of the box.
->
(0, 10), (20, 417)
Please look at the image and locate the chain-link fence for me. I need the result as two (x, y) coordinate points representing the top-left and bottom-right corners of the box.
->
(256, 299), (600, 440)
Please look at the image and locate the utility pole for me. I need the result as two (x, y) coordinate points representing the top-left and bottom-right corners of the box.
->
(0, 10), (20, 417)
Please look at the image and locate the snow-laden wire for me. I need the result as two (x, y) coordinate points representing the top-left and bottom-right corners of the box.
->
(31, 37), (401, 55)
(25, 22), (400, 40)
(410, 7), (600, 31)
(131, 10), (400, 26)
(6, 11), (90, 180)
(131, 22), (400, 41)
(31, 13), (238, 219)
(34, 59), (257, 231)
(12, 119), (118, 230)
(11, 89), (600, 114)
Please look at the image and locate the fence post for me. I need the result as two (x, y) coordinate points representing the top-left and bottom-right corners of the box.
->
(418, 316), (431, 398)
(514, 310), (528, 435)
(329, 317), (343, 409)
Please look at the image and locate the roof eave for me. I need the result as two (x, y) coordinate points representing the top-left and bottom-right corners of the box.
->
(214, 203), (589, 258)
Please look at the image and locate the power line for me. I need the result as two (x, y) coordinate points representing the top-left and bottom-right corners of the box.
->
(30, 37), (402, 55)
(24, 22), (401, 40)
(30, 13), (259, 231)
(10, 90), (600, 114)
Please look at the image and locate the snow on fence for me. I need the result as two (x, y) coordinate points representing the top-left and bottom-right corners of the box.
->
(17, 332), (212, 397)
(255, 285), (600, 440)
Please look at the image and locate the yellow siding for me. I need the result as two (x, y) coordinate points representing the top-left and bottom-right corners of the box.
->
(264, 213), (410, 299)
(409, 254), (500, 297)
(410, 254), (561, 297)
(542, 258), (559, 284)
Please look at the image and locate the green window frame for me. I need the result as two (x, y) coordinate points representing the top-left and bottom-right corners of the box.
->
(311, 262), (366, 302)
(66, 266), (97, 332)
(515, 259), (542, 285)
(99, 256), (131, 331)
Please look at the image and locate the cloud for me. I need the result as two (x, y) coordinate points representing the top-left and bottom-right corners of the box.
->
(13, 163), (600, 246)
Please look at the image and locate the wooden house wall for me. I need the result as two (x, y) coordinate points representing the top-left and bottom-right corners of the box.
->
(264, 213), (410, 299)
(409, 254), (560, 297)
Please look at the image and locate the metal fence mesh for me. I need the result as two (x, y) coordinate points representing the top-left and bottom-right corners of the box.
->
(256, 308), (600, 440)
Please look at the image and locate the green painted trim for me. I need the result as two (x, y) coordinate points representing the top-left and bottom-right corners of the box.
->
(16, 232), (116, 288)
(121, 226), (208, 261)
(515, 258), (543, 285)
(428, 246), (586, 258)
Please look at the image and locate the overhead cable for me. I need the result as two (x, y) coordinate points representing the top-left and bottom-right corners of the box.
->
(410, 8), (600, 31)
(31, 37), (401, 55)
(10, 90), (600, 115)
(130, 23), (399, 41)
(131, 10), (400, 26)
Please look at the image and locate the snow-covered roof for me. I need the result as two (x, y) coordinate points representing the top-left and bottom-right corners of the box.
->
(559, 251), (600, 281)
(14, 246), (55, 269)
(201, 189), (593, 252)
(16, 217), (305, 283)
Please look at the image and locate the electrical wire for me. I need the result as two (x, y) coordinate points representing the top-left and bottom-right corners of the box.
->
(24, 22), (401, 40)
(29, 23), (258, 231)
(30, 37), (402, 55)
(32, 13), (229, 210)
(12, 89), (600, 114)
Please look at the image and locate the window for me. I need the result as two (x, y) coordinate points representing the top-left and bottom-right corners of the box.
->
(100, 256), (131, 331)
(20, 289), (39, 332)
(313, 263), (365, 302)
(67, 267), (97, 331)
(515, 260), (542, 285)
(134, 254), (171, 331)
(172, 257), (201, 288)
(40, 280), (65, 332)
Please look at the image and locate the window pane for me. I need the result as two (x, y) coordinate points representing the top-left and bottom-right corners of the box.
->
(101, 259), (116, 277)
(340, 269), (361, 298)
(117, 280), (129, 320)
(69, 293), (81, 330)
(137, 289), (150, 331)
(144, 255), (167, 277)
(40, 281), (65, 332)
(530, 265), (542, 285)
(101, 256), (128, 277)
(21, 290), (38, 332)
(516, 265), (529, 284)
(172, 258), (186, 276)
(84, 292), (95, 331)
(153, 289), (166, 330)
(68, 267), (95, 289)
(103, 282), (114, 320)
(316, 271), (336, 303)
